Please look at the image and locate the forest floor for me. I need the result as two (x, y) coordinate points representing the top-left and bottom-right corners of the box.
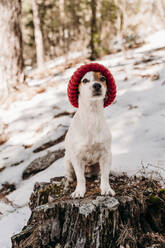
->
(0, 30), (165, 247)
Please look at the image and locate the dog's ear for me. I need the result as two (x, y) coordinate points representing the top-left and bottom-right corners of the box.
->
(104, 79), (108, 102)
(78, 82), (81, 95)
(104, 91), (108, 103)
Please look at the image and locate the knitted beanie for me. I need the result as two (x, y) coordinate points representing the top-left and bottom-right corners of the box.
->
(67, 63), (116, 108)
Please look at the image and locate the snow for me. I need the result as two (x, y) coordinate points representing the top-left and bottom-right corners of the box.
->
(8, 158), (65, 207)
(137, 29), (165, 53)
(0, 206), (31, 248)
(0, 30), (165, 247)
(109, 70), (165, 174)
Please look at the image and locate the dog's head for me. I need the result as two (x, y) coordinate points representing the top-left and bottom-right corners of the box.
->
(78, 71), (107, 102)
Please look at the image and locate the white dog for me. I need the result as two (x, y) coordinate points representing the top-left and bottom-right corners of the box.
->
(64, 71), (115, 198)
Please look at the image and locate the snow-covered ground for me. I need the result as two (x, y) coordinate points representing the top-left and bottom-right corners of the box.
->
(0, 30), (165, 247)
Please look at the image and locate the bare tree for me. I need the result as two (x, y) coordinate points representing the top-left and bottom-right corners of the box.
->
(32, 0), (45, 69)
(90, 0), (100, 60)
(0, 0), (24, 103)
(156, 0), (165, 26)
(114, 0), (127, 55)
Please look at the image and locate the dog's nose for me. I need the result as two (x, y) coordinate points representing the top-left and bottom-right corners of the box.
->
(93, 83), (101, 91)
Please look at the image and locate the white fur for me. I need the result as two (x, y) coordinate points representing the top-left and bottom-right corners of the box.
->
(64, 71), (115, 198)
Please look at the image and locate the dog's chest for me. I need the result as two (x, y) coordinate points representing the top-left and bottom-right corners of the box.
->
(80, 143), (105, 164)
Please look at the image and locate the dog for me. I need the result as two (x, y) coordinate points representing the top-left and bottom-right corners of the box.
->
(64, 71), (115, 198)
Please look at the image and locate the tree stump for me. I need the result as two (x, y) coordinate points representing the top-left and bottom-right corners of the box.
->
(11, 175), (165, 248)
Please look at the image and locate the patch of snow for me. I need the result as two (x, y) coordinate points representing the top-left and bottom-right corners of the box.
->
(8, 158), (64, 207)
(45, 50), (87, 70)
(136, 29), (165, 53)
(0, 206), (31, 248)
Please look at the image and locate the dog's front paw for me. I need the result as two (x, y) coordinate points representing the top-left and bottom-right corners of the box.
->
(101, 185), (115, 196)
(71, 187), (86, 198)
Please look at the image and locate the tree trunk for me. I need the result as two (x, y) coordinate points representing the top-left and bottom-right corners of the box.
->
(156, 0), (165, 26)
(121, 0), (127, 55)
(11, 175), (165, 248)
(59, 0), (68, 62)
(113, 0), (127, 55)
(32, 0), (45, 69)
(90, 0), (100, 60)
(0, 0), (24, 102)
(114, 0), (122, 41)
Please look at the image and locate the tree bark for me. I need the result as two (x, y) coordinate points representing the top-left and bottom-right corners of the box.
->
(32, 0), (45, 69)
(11, 176), (165, 248)
(156, 0), (165, 26)
(0, 0), (24, 102)
(90, 0), (101, 60)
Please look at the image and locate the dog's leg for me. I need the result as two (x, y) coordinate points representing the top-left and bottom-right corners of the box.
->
(99, 153), (115, 196)
(71, 158), (86, 198)
(64, 155), (75, 183)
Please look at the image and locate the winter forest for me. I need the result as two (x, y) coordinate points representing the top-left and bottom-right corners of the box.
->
(0, 0), (165, 247)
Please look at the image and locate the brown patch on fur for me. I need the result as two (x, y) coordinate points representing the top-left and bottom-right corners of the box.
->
(78, 82), (82, 92)
(94, 72), (107, 88)
(94, 72), (102, 81)
(85, 163), (100, 177)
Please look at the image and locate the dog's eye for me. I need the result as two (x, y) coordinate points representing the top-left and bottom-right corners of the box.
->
(100, 76), (106, 82)
(82, 78), (89, 84)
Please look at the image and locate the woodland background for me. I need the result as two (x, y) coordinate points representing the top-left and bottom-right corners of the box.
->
(0, 0), (165, 101)
(21, 0), (165, 64)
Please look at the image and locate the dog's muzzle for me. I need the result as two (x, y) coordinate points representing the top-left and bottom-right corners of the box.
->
(92, 83), (102, 96)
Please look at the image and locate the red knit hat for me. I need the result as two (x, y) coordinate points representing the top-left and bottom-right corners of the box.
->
(67, 63), (116, 108)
